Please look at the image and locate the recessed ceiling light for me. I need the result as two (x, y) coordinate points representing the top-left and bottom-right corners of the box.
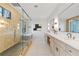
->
(34, 5), (38, 8)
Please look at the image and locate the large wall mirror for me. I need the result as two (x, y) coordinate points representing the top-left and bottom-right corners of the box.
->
(66, 16), (79, 33)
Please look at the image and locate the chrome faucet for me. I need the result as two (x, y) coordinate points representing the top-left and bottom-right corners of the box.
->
(66, 33), (72, 39)
(66, 33), (75, 40)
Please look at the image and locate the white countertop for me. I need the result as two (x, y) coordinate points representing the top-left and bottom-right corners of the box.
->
(45, 31), (79, 51)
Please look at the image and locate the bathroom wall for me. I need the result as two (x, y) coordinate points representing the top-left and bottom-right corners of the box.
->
(59, 4), (79, 32)
(48, 16), (66, 32)
(59, 17), (66, 32)
(0, 3), (20, 26)
(0, 3), (21, 53)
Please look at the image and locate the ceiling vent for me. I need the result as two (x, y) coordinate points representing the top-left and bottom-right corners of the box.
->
(34, 5), (38, 8)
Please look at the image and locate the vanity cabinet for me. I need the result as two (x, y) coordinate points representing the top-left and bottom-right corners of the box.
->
(48, 36), (65, 56)
(54, 39), (66, 56)
(47, 34), (79, 56)
(49, 37), (55, 55)
(64, 52), (71, 56)
(65, 44), (79, 56)
(54, 42), (61, 55)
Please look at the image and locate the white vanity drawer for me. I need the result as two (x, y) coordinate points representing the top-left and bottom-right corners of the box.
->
(64, 52), (71, 56)
(54, 43), (60, 56)
(65, 44), (79, 56)
(54, 41), (66, 56)
(54, 38), (66, 50)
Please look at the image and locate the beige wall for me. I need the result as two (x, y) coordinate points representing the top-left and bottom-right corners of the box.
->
(0, 3), (20, 29)
(0, 3), (21, 53)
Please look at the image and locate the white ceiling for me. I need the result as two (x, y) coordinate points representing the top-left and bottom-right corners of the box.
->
(20, 3), (59, 19)
(19, 3), (79, 21)
(60, 3), (79, 20)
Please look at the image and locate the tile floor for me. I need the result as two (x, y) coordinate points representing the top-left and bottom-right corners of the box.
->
(25, 31), (53, 56)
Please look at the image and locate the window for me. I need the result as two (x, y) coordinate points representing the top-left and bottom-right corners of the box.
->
(0, 7), (3, 16)
(3, 8), (11, 19)
(0, 6), (11, 20)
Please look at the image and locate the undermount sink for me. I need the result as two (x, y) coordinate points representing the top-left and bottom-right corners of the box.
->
(64, 34), (76, 41)
(65, 38), (74, 40)
(64, 38), (79, 41)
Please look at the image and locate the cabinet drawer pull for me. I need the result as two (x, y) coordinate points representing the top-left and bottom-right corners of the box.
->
(69, 50), (72, 53)
(56, 47), (58, 52)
